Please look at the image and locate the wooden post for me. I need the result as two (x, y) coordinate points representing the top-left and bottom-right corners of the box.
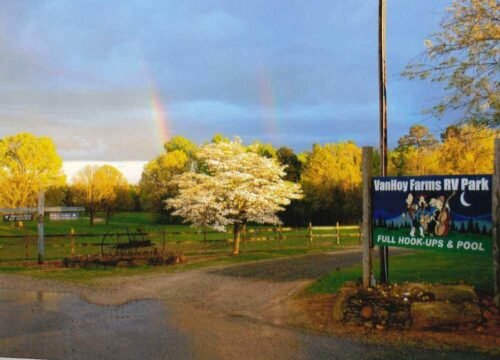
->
(70, 227), (75, 257)
(336, 221), (340, 245)
(378, 0), (389, 284)
(493, 139), (500, 306)
(162, 230), (166, 252)
(362, 147), (374, 288)
(308, 222), (313, 247)
(358, 222), (362, 245)
(24, 231), (29, 260)
(37, 191), (45, 264)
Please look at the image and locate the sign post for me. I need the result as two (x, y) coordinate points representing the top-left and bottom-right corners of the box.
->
(493, 139), (499, 306)
(37, 191), (45, 264)
(362, 146), (374, 288)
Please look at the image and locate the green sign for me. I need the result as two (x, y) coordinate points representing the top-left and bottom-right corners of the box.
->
(372, 175), (492, 254)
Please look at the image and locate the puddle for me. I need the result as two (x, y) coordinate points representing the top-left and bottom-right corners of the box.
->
(0, 289), (194, 360)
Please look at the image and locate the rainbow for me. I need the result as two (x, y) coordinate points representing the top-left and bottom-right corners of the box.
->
(150, 86), (171, 149)
(258, 70), (279, 141)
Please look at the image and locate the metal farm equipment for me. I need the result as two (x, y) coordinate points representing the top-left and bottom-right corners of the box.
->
(101, 228), (154, 256)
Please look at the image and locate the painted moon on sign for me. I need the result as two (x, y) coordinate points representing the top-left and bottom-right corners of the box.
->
(460, 192), (471, 207)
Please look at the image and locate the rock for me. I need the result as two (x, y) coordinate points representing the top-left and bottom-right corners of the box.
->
(482, 310), (493, 320)
(376, 324), (385, 330)
(377, 309), (389, 318)
(343, 281), (357, 288)
(332, 287), (357, 322)
(364, 321), (373, 328)
(428, 285), (477, 303)
(411, 301), (481, 330)
(476, 325), (484, 333)
(360, 305), (373, 319)
(489, 306), (499, 315)
(400, 283), (429, 294)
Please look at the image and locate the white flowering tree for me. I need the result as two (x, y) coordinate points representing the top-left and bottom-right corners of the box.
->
(166, 139), (302, 255)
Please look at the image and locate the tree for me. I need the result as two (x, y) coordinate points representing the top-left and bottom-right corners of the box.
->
(248, 140), (277, 159)
(72, 165), (128, 225)
(166, 139), (302, 255)
(276, 147), (302, 182)
(95, 165), (130, 225)
(403, 0), (499, 126)
(139, 136), (196, 221)
(301, 142), (362, 224)
(164, 135), (197, 158)
(0, 133), (65, 208)
(391, 125), (440, 175)
(438, 124), (496, 174)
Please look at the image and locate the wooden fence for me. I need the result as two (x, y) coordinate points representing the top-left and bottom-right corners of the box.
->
(0, 222), (362, 261)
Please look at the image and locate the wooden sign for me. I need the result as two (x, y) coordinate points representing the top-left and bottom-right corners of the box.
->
(372, 174), (492, 254)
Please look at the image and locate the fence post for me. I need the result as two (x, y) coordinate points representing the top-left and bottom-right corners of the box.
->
(358, 222), (362, 245)
(162, 230), (166, 252)
(336, 221), (340, 245)
(24, 231), (29, 260)
(70, 227), (75, 257)
(493, 138), (500, 306)
(278, 225), (283, 249)
(308, 222), (313, 247)
(37, 191), (45, 264)
(362, 146), (373, 288)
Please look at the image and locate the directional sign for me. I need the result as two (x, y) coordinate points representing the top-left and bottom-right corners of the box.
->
(49, 212), (79, 221)
(3, 213), (34, 222)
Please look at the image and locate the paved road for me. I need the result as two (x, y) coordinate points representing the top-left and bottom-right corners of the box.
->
(0, 250), (494, 360)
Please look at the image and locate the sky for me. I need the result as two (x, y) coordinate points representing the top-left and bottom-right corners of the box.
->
(1, 0), (453, 170)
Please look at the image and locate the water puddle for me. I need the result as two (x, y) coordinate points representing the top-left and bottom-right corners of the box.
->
(0, 289), (194, 359)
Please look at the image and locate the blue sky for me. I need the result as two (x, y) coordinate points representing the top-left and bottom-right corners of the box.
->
(1, 0), (452, 161)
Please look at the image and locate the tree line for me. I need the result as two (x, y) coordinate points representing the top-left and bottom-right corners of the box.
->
(1, 122), (494, 227)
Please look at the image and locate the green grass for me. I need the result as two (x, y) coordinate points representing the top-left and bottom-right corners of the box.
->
(0, 251), (311, 283)
(0, 212), (360, 262)
(307, 251), (494, 294)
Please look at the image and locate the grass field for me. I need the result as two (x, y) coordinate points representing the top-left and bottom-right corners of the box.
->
(307, 251), (494, 294)
(0, 212), (361, 263)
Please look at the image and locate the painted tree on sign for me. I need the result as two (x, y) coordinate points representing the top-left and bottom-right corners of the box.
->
(166, 139), (302, 255)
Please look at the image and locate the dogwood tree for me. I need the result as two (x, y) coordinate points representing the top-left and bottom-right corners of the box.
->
(166, 139), (302, 255)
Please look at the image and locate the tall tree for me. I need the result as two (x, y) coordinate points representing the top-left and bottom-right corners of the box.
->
(301, 142), (362, 224)
(95, 165), (130, 225)
(391, 125), (440, 175)
(72, 165), (128, 225)
(276, 147), (302, 182)
(439, 124), (497, 174)
(139, 136), (196, 221)
(0, 133), (65, 208)
(167, 139), (302, 255)
(403, 0), (499, 126)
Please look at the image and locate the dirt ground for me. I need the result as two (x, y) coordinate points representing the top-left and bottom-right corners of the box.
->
(0, 249), (498, 359)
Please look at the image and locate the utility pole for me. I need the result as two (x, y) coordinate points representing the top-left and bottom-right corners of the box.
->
(378, 0), (389, 283)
